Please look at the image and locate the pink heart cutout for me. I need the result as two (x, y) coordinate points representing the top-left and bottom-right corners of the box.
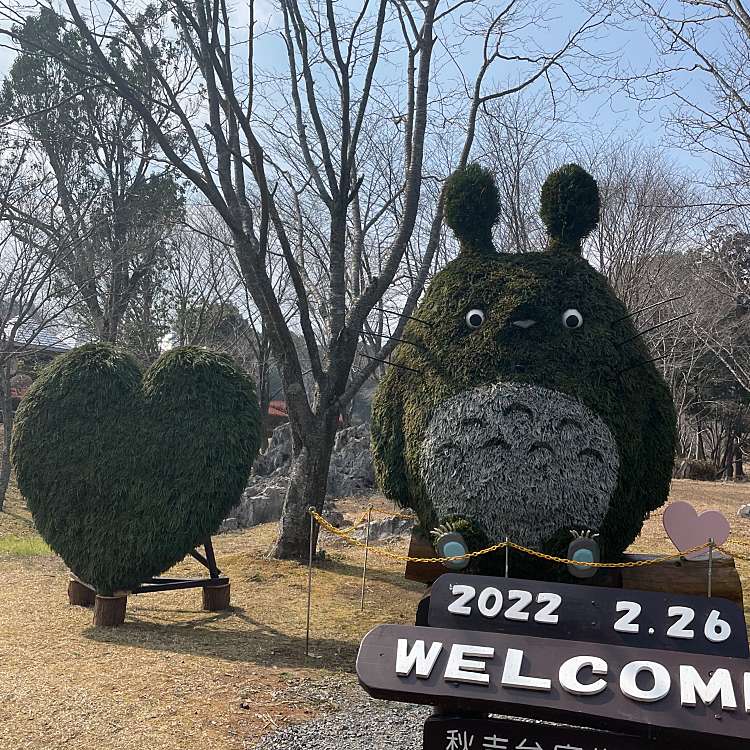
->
(663, 501), (730, 560)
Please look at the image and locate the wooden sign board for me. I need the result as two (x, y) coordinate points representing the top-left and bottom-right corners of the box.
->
(356, 624), (750, 748)
(428, 574), (749, 657)
(424, 715), (655, 750)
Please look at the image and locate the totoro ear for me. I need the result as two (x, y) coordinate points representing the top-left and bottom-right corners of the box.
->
(540, 164), (600, 255)
(443, 163), (501, 256)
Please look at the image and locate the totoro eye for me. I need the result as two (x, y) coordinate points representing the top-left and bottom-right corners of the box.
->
(562, 309), (583, 329)
(465, 308), (486, 330)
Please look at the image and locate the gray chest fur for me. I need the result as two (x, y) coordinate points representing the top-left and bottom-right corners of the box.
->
(419, 382), (619, 548)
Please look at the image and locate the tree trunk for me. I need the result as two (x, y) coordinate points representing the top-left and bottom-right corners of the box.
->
(736, 416), (745, 479)
(0, 363), (14, 511)
(257, 364), (272, 452)
(696, 420), (706, 460)
(271, 420), (337, 560)
(735, 447), (744, 479)
(725, 437), (735, 480)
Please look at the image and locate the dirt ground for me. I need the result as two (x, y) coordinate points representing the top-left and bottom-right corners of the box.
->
(1, 480), (750, 750)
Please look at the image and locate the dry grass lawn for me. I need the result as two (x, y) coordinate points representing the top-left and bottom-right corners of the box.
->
(1, 480), (750, 750)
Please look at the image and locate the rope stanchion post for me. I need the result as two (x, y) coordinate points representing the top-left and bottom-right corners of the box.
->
(504, 536), (509, 578)
(360, 506), (373, 611)
(707, 537), (715, 598)
(305, 509), (315, 658)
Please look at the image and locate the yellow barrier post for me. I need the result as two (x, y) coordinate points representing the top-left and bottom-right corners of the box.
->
(305, 510), (315, 657)
(309, 507), (711, 568)
(360, 506), (373, 611)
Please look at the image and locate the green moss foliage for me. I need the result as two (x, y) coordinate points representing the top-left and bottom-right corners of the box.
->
(371, 165), (677, 580)
(11, 343), (261, 594)
(443, 163), (501, 254)
(540, 163), (600, 254)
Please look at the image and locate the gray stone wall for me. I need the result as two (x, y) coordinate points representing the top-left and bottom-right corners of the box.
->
(220, 422), (374, 532)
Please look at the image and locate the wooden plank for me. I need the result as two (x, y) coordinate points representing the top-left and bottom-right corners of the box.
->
(357, 623), (750, 748)
(424, 715), (661, 750)
(428, 573), (749, 657)
(404, 531), (445, 584)
(622, 553), (744, 606)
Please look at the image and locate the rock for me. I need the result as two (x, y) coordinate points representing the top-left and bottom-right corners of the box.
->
(226, 423), (375, 530)
(253, 424), (293, 476)
(673, 458), (717, 481)
(263, 484), (287, 506)
(219, 517), (238, 532)
(323, 509), (346, 528)
(353, 516), (414, 542)
(327, 423), (374, 497)
(738, 504), (750, 519)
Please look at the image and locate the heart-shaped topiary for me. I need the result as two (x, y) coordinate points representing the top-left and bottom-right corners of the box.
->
(11, 343), (261, 595)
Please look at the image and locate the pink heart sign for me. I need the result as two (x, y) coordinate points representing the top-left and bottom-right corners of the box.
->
(662, 501), (730, 560)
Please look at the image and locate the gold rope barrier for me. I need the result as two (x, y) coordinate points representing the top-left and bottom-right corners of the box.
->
(719, 544), (750, 562)
(309, 508), (712, 568)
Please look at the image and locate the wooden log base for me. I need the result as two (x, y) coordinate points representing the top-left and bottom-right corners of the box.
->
(202, 582), (230, 611)
(93, 594), (128, 627)
(621, 553), (743, 606)
(68, 578), (96, 607)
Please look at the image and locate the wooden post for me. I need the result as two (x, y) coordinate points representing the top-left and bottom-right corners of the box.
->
(202, 582), (230, 611)
(93, 593), (128, 627)
(68, 576), (96, 607)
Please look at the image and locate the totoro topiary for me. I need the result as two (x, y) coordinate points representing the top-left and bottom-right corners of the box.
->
(371, 163), (677, 580)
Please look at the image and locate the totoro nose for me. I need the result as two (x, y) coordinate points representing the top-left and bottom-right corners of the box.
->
(511, 318), (536, 329)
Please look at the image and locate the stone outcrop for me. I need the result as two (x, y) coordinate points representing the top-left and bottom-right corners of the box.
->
(352, 515), (414, 543)
(326, 423), (374, 497)
(221, 422), (374, 531)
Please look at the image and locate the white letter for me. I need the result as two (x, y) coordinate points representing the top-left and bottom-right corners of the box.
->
(559, 656), (608, 696)
(680, 666), (737, 710)
(620, 661), (671, 703)
(500, 648), (551, 691)
(445, 643), (494, 685)
(396, 639), (443, 678)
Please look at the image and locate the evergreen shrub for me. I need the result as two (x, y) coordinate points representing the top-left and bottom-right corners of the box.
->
(11, 343), (260, 594)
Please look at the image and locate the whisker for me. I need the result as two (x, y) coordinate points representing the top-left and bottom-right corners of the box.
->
(616, 311), (694, 347)
(372, 305), (433, 327)
(357, 352), (421, 374)
(616, 354), (668, 375)
(356, 329), (425, 350)
(610, 295), (685, 325)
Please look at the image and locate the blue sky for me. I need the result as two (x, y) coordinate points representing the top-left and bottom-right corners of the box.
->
(0, 1), (727, 178)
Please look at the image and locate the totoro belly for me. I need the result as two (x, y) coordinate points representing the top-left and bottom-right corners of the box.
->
(419, 382), (620, 549)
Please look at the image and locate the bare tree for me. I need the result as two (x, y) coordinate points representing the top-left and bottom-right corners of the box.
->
(630, 1), (750, 217)
(1, 0), (613, 558)
(580, 141), (700, 309)
(0, 149), (80, 509)
(0, 8), (186, 343)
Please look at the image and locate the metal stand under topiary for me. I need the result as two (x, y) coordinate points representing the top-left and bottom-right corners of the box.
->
(70, 538), (230, 627)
